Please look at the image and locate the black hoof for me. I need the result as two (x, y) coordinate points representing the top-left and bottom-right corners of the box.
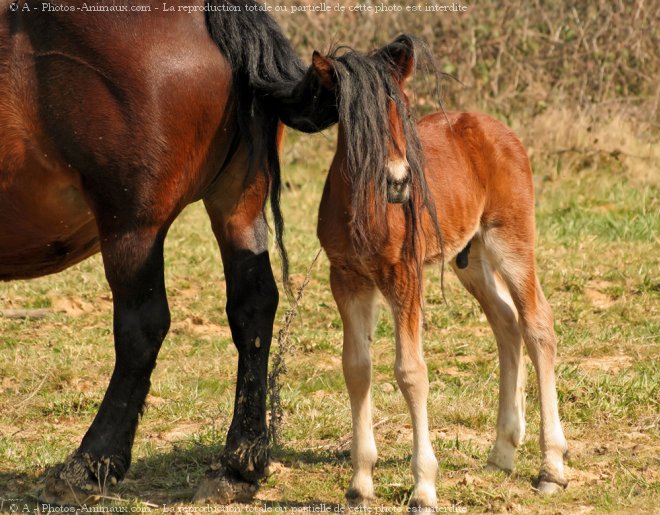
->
(39, 454), (110, 507)
(223, 435), (270, 483)
(193, 464), (259, 504)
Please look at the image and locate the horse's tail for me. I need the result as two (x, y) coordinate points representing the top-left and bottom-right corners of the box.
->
(204, 0), (318, 295)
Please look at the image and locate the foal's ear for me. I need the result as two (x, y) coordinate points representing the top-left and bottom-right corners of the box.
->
(381, 34), (415, 85)
(312, 51), (337, 91)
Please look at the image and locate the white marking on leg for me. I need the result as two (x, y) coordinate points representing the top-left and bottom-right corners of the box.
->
(487, 273), (527, 471)
(488, 277), (527, 471)
(482, 230), (527, 292)
(336, 286), (379, 505)
(523, 292), (568, 487)
(393, 313), (437, 508)
(453, 240), (526, 473)
(486, 233), (568, 488)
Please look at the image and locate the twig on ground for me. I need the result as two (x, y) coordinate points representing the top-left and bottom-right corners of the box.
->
(0, 308), (52, 319)
(15, 371), (51, 410)
(268, 248), (323, 446)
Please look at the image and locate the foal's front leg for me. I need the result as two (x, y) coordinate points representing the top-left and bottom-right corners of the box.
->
(381, 267), (437, 509)
(330, 267), (379, 507)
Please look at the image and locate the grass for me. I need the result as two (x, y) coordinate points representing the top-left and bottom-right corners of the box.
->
(1, 116), (659, 513)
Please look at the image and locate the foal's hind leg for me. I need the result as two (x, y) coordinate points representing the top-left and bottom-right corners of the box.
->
(42, 226), (171, 505)
(194, 154), (277, 503)
(330, 266), (379, 507)
(483, 230), (568, 493)
(451, 239), (527, 473)
(380, 267), (437, 509)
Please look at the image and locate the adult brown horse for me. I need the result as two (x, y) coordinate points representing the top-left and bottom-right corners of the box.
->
(309, 37), (568, 508)
(1, 0), (335, 505)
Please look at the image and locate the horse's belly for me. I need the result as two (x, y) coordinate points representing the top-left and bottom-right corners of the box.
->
(0, 156), (99, 281)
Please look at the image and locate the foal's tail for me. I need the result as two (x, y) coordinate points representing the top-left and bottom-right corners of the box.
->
(205, 0), (329, 294)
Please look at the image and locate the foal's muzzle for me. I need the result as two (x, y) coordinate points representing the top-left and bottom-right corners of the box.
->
(387, 176), (411, 203)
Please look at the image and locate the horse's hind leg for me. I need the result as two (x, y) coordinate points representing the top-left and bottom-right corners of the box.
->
(380, 266), (437, 509)
(330, 266), (379, 507)
(483, 229), (568, 493)
(451, 239), (527, 474)
(194, 152), (277, 503)
(41, 226), (171, 505)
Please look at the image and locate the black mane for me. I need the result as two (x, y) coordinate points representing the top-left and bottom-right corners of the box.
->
(324, 37), (443, 266)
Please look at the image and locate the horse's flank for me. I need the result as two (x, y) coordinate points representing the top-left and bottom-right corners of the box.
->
(0, 3), (235, 279)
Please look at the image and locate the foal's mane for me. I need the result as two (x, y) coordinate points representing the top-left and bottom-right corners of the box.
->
(328, 38), (444, 275)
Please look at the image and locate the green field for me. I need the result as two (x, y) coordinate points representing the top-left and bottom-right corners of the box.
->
(1, 114), (658, 513)
(1, 0), (659, 511)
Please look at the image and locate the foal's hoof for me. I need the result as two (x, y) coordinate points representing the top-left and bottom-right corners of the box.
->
(345, 488), (373, 508)
(408, 486), (437, 511)
(193, 465), (259, 504)
(39, 456), (104, 507)
(485, 460), (512, 474)
(536, 471), (568, 495)
(536, 480), (564, 495)
(486, 442), (516, 473)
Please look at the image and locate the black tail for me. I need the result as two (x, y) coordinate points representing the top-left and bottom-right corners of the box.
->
(205, 0), (317, 294)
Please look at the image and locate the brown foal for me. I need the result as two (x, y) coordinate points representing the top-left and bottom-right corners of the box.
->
(310, 37), (568, 508)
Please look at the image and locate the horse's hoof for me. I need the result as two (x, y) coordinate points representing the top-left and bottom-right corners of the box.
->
(223, 435), (270, 483)
(408, 486), (437, 511)
(486, 442), (516, 473)
(345, 487), (373, 508)
(536, 469), (568, 495)
(39, 458), (103, 507)
(193, 465), (259, 504)
(536, 480), (565, 495)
